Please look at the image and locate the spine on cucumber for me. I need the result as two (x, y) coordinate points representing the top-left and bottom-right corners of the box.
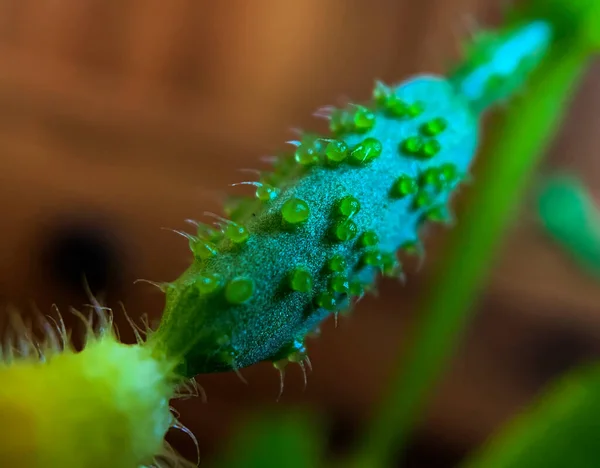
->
(148, 20), (552, 379)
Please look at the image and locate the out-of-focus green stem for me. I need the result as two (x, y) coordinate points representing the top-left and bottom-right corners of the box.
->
(353, 45), (590, 468)
(538, 175), (600, 278)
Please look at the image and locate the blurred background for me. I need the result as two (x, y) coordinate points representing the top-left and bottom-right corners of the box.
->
(0, 0), (599, 466)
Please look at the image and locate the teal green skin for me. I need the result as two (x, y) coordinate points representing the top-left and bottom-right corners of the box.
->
(450, 20), (552, 112)
(149, 20), (552, 379)
(150, 76), (477, 378)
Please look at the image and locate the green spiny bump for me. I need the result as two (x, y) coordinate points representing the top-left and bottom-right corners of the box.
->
(288, 346), (306, 363)
(421, 167), (441, 188)
(333, 219), (358, 242)
(329, 109), (344, 134)
(197, 272), (224, 295)
(420, 139), (442, 158)
(261, 172), (279, 187)
(353, 106), (376, 132)
(225, 277), (254, 304)
(158, 282), (175, 293)
(421, 117), (448, 136)
(401, 136), (424, 155)
(360, 230), (379, 247)
(337, 195), (361, 218)
(328, 254), (347, 272)
(373, 80), (391, 106)
(218, 340), (242, 366)
(422, 165), (458, 191)
(281, 197), (310, 225)
(291, 338), (307, 355)
(362, 249), (384, 267)
(330, 274), (350, 294)
(426, 205), (448, 222)
(225, 222), (249, 244)
(325, 140), (349, 164)
(316, 292), (338, 311)
(414, 191), (434, 209)
(223, 196), (241, 217)
(219, 348), (238, 366)
(273, 359), (287, 371)
(197, 224), (223, 243)
(289, 267), (313, 293)
(272, 155), (297, 178)
(294, 143), (320, 166)
(382, 252), (401, 276)
(256, 184), (278, 201)
(225, 196), (255, 222)
(393, 175), (418, 197)
(310, 135), (326, 152)
(216, 334), (230, 347)
(386, 94), (409, 117)
(190, 239), (218, 260)
(330, 109), (353, 134)
(350, 137), (383, 164)
(439, 163), (458, 186)
(406, 101), (425, 117)
(401, 240), (421, 255)
(272, 339), (307, 365)
(349, 279), (364, 297)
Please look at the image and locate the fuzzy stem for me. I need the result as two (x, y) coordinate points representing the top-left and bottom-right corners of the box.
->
(352, 43), (590, 468)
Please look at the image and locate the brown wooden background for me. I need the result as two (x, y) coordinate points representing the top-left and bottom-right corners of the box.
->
(1, 0), (599, 466)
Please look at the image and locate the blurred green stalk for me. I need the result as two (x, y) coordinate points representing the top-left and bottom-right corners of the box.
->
(353, 41), (591, 468)
(538, 175), (600, 278)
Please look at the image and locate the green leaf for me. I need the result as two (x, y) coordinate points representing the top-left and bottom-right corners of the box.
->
(463, 365), (600, 467)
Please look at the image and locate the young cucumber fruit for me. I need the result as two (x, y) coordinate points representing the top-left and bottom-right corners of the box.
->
(149, 75), (478, 378)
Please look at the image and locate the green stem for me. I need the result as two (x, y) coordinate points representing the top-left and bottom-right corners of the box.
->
(353, 45), (590, 468)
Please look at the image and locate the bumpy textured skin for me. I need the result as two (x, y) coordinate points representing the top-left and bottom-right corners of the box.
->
(149, 21), (552, 379)
(151, 76), (476, 377)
